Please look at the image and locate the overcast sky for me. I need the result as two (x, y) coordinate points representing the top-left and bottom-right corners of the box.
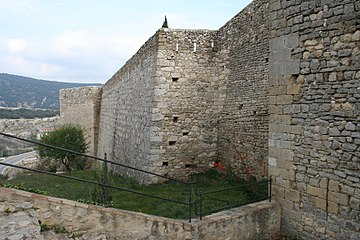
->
(0, 0), (253, 83)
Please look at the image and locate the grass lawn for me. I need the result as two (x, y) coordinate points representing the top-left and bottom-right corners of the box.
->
(0, 169), (269, 219)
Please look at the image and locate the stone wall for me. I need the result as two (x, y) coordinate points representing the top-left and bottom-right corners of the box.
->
(153, 29), (224, 179)
(98, 28), (225, 181)
(97, 0), (271, 182)
(217, 0), (270, 178)
(0, 187), (280, 240)
(60, 87), (102, 156)
(268, 0), (360, 239)
(97, 33), (158, 182)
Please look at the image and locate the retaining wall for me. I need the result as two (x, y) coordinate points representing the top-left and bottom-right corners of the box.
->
(0, 188), (280, 240)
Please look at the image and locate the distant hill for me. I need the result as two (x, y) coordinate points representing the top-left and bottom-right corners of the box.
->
(0, 73), (102, 110)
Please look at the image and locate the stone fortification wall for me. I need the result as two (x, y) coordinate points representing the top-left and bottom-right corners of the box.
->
(153, 28), (225, 178)
(268, 0), (360, 239)
(97, 33), (158, 181)
(0, 188), (280, 240)
(97, 2), (272, 181)
(217, 0), (270, 177)
(60, 87), (102, 156)
(98, 28), (226, 181)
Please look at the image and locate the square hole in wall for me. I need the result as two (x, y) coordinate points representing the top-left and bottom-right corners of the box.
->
(172, 77), (179, 82)
(169, 141), (176, 145)
(162, 162), (169, 166)
(182, 132), (189, 136)
(173, 116), (179, 123)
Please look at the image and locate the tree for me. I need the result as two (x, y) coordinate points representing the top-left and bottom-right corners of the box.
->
(38, 124), (89, 172)
(162, 15), (168, 28)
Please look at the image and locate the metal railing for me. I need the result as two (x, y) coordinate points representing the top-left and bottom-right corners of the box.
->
(195, 179), (271, 220)
(0, 132), (271, 223)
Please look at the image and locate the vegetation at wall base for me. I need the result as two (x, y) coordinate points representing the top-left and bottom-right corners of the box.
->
(0, 169), (268, 219)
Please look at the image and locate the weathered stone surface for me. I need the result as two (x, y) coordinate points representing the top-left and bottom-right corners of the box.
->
(60, 87), (102, 156)
(57, 0), (360, 239)
(0, 210), (43, 240)
(269, 0), (360, 239)
(0, 188), (280, 240)
(94, 0), (270, 182)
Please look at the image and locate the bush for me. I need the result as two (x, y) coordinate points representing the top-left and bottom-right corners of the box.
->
(38, 124), (89, 172)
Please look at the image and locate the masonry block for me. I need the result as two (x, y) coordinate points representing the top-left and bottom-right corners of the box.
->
(277, 95), (294, 105)
(329, 180), (340, 192)
(315, 197), (327, 211)
(285, 189), (300, 202)
(328, 192), (349, 206)
(328, 201), (339, 214)
(307, 186), (326, 199)
(272, 185), (285, 198)
(287, 85), (301, 95)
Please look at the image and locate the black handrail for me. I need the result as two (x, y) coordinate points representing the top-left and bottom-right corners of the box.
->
(0, 131), (272, 223)
(0, 131), (193, 222)
(201, 179), (269, 195)
(197, 179), (271, 220)
(199, 196), (270, 217)
(0, 132), (187, 184)
(0, 161), (188, 205)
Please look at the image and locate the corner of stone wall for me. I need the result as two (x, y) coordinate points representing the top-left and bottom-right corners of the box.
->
(269, 0), (360, 238)
(217, 0), (270, 179)
(60, 86), (102, 156)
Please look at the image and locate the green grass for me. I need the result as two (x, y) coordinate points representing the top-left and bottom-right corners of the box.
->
(0, 169), (268, 219)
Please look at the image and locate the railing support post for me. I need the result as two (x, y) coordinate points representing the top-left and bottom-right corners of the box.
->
(269, 178), (272, 202)
(199, 188), (203, 220)
(103, 153), (109, 204)
(188, 179), (193, 223)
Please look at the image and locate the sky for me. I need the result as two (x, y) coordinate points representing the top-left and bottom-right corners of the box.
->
(0, 0), (253, 83)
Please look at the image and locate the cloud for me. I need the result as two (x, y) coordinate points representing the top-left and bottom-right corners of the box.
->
(7, 39), (27, 52)
(0, 0), (38, 16)
(0, 29), (152, 83)
(1, 55), (63, 78)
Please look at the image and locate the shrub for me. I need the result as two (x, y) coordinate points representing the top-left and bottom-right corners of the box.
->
(38, 124), (89, 173)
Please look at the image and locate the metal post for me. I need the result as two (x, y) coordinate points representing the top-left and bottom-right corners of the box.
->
(269, 178), (272, 202)
(199, 188), (203, 220)
(103, 153), (109, 204)
(194, 180), (198, 217)
(188, 180), (192, 223)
